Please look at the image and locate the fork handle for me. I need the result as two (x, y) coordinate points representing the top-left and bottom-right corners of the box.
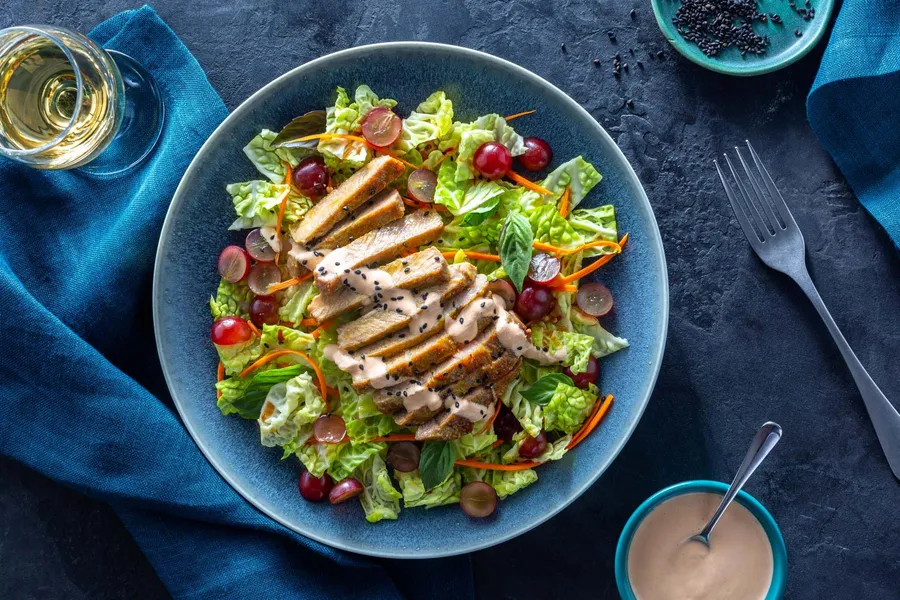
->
(792, 266), (900, 479)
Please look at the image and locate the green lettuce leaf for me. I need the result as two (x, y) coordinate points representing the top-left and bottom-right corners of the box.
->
(328, 442), (386, 481)
(277, 279), (319, 324)
(354, 84), (397, 119)
(358, 454), (402, 523)
(442, 215), (503, 250)
(453, 432), (498, 459)
(215, 338), (262, 376)
(259, 324), (317, 354)
(529, 325), (595, 373)
(226, 180), (291, 230)
(457, 180), (506, 225)
(434, 160), (467, 211)
(570, 311), (629, 358)
(318, 86), (368, 166)
(258, 371), (325, 447)
(243, 129), (306, 183)
(568, 205), (618, 255)
(295, 442), (343, 478)
(527, 204), (582, 249)
(490, 468), (538, 499)
(396, 91), (454, 152)
(543, 382), (598, 434)
(215, 376), (251, 416)
(502, 380), (544, 438)
(341, 386), (398, 443)
(541, 156), (603, 210)
(210, 279), (251, 320)
(396, 470), (462, 508)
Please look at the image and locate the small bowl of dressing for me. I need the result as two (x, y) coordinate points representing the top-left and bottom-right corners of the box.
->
(616, 480), (787, 600)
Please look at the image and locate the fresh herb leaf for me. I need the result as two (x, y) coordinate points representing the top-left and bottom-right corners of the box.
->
(460, 199), (500, 226)
(419, 441), (456, 490)
(272, 110), (327, 149)
(521, 373), (575, 405)
(231, 365), (305, 419)
(499, 211), (534, 291)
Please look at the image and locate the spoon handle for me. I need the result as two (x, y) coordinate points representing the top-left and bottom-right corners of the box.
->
(698, 422), (782, 540)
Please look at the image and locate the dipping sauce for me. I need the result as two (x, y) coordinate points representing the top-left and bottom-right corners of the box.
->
(627, 492), (773, 600)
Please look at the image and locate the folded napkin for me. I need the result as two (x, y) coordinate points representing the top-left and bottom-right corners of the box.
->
(807, 1), (900, 248)
(0, 6), (472, 599)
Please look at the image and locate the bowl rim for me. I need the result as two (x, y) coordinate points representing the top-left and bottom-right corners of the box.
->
(152, 41), (670, 558)
(615, 480), (788, 599)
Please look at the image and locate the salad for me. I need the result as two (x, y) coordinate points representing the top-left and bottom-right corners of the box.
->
(209, 85), (629, 521)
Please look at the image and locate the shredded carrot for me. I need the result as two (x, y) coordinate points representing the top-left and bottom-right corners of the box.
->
(266, 272), (314, 294)
(441, 250), (502, 262)
(372, 434), (418, 442)
(567, 394), (614, 450)
(274, 163), (293, 267)
(239, 350), (328, 401)
(454, 459), (540, 471)
(246, 320), (262, 337)
(557, 233), (629, 284)
(491, 439), (504, 448)
(503, 109), (536, 121)
(295, 133), (418, 169)
(532, 239), (622, 257)
(506, 170), (553, 195)
(216, 362), (225, 399)
(558, 187), (570, 218)
(547, 283), (578, 293)
(299, 317), (318, 327)
(432, 147), (456, 170)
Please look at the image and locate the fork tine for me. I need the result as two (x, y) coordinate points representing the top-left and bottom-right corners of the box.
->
(715, 158), (764, 244)
(724, 153), (770, 240)
(746, 141), (798, 230)
(736, 146), (780, 233)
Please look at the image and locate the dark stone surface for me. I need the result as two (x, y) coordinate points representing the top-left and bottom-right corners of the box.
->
(3, 1), (900, 599)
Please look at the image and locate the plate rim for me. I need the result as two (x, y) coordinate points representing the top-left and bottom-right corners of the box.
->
(650, 0), (835, 77)
(152, 41), (670, 558)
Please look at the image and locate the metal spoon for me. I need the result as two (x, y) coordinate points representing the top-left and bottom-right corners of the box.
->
(688, 421), (782, 548)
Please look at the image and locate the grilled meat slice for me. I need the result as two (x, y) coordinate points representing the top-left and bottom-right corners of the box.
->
(314, 189), (404, 249)
(336, 263), (476, 351)
(315, 210), (444, 294)
(415, 387), (495, 441)
(358, 274), (490, 359)
(290, 155), (405, 245)
(307, 247), (448, 323)
(444, 352), (520, 398)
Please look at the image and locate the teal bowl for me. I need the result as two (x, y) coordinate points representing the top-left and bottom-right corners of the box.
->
(615, 480), (788, 599)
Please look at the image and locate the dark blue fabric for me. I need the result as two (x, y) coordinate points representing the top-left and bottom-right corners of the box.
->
(807, 1), (900, 248)
(0, 7), (472, 599)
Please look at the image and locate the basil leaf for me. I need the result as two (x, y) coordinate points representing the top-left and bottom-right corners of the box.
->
(232, 365), (305, 419)
(272, 110), (327, 149)
(460, 199), (500, 226)
(521, 373), (575, 406)
(499, 211), (534, 291)
(419, 441), (456, 490)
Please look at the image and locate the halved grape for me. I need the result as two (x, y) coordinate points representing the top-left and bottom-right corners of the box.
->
(246, 228), (277, 262)
(329, 478), (364, 504)
(486, 279), (517, 309)
(407, 168), (437, 203)
(576, 282), (613, 317)
(460, 481), (498, 518)
(211, 316), (253, 346)
(250, 295), (279, 327)
(387, 442), (420, 473)
(313, 414), (347, 443)
(217, 245), (251, 283)
(298, 471), (334, 502)
(527, 253), (561, 284)
(564, 356), (599, 389)
(247, 263), (282, 295)
(361, 106), (402, 147)
(518, 432), (548, 458)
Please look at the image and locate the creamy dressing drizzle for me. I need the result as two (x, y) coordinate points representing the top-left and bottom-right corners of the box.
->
(260, 226), (282, 253)
(288, 247), (328, 271)
(323, 344), (391, 389)
(447, 397), (491, 422)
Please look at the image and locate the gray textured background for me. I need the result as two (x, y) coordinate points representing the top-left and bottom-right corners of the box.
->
(2, 1), (900, 599)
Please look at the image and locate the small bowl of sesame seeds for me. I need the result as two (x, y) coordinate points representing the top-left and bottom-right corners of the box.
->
(650, 0), (834, 76)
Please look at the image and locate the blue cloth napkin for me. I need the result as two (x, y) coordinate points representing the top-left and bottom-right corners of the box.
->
(0, 7), (472, 599)
(807, 1), (900, 248)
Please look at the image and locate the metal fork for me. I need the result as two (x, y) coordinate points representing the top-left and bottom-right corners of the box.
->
(716, 141), (900, 480)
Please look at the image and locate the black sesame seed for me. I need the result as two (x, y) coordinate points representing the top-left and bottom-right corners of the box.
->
(630, 8), (636, 18)
(459, 317), (464, 324)
(561, 42), (567, 52)
(607, 31), (617, 42)
(396, 308), (403, 314)
(656, 50), (665, 59)
(593, 58), (600, 66)
(404, 267), (411, 273)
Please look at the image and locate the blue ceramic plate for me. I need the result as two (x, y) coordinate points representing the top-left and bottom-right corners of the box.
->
(651, 0), (835, 76)
(153, 43), (668, 558)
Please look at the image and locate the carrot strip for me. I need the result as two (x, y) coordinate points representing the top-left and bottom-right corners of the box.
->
(274, 163), (293, 267)
(441, 250), (502, 262)
(567, 394), (614, 450)
(239, 350), (328, 401)
(557, 234), (629, 284)
(559, 187), (570, 218)
(372, 434), (417, 442)
(216, 362), (225, 399)
(507, 170), (553, 195)
(503, 109), (536, 121)
(432, 147), (456, 170)
(246, 321), (262, 338)
(547, 284), (578, 293)
(454, 459), (540, 471)
(491, 439), (504, 449)
(295, 133), (418, 169)
(532, 239), (621, 257)
(266, 272), (314, 294)
(299, 317), (318, 327)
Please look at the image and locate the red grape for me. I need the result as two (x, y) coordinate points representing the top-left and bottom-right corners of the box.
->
(250, 295), (279, 327)
(387, 442), (420, 472)
(313, 414), (347, 443)
(519, 432), (548, 459)
(298, 471), (334, 502)
(564, 356), (600, 389)
(217, 245), (251, 283)
(473, 142), (512, 180)
(246, 228), (277, 262)
(407, 168), (437, 203)
(292, 156), (329, 198)
(519, 137), (552, 171)
(513, 284), (554, 322)
(527, 253), (561, 284)
(247, 263), (282, 295)
(492, 403), (522, 442)
(211, 316), (253, 346)
(486, 279), (517, 309)
(577, 282), (613, 317)
(361, 106), (402, 147)
(329, 478), (365, 504)
(460, 482), (498, 518)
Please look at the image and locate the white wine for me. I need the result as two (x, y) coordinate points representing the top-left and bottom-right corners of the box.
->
(0, 27), (123, 169)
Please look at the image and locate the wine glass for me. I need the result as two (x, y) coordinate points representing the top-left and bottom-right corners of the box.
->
(0, 25), (164, 176)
